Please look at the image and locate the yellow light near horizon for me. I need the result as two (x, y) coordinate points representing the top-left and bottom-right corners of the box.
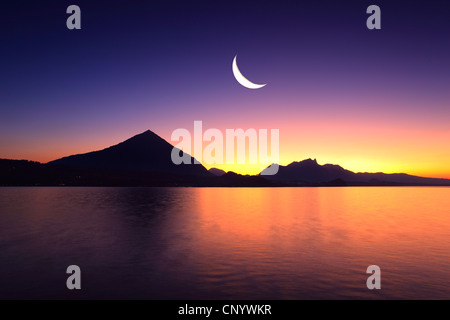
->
(205, 163), (273, 176)
(204, 154), (450, 179)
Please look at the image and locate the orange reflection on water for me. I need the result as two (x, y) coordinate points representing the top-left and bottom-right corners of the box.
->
(190, 187), (450, 298)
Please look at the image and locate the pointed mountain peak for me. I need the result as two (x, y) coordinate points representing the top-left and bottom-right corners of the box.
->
(48, 129), (210, 176)
(118, 129), (163, 146)
(130, 129), (157, 138)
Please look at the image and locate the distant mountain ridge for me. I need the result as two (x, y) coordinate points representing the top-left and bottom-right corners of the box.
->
(261, 158), (450, 186)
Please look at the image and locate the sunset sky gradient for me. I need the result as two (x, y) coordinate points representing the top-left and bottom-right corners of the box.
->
(1, 1), (449, 177)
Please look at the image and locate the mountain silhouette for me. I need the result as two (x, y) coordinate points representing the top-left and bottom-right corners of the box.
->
(208, 168), (227, 176)
(261, 158), (450, 186)
(2, 132), (450, 186)
(261, 158), (356, 183)
(49, 130), (209, 176)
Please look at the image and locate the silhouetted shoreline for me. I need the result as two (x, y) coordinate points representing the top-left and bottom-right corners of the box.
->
(1, 159), (449, 187)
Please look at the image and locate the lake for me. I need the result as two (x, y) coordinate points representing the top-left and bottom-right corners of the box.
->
(0, 187), (449, 299)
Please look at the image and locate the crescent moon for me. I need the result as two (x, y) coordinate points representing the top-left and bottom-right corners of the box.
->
(232, 55), (267, 89)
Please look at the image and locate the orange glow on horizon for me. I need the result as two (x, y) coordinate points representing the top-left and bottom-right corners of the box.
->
(2, 118), (449, 180)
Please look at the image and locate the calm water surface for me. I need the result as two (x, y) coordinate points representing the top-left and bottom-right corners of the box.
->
(0, 187), (449, 299)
